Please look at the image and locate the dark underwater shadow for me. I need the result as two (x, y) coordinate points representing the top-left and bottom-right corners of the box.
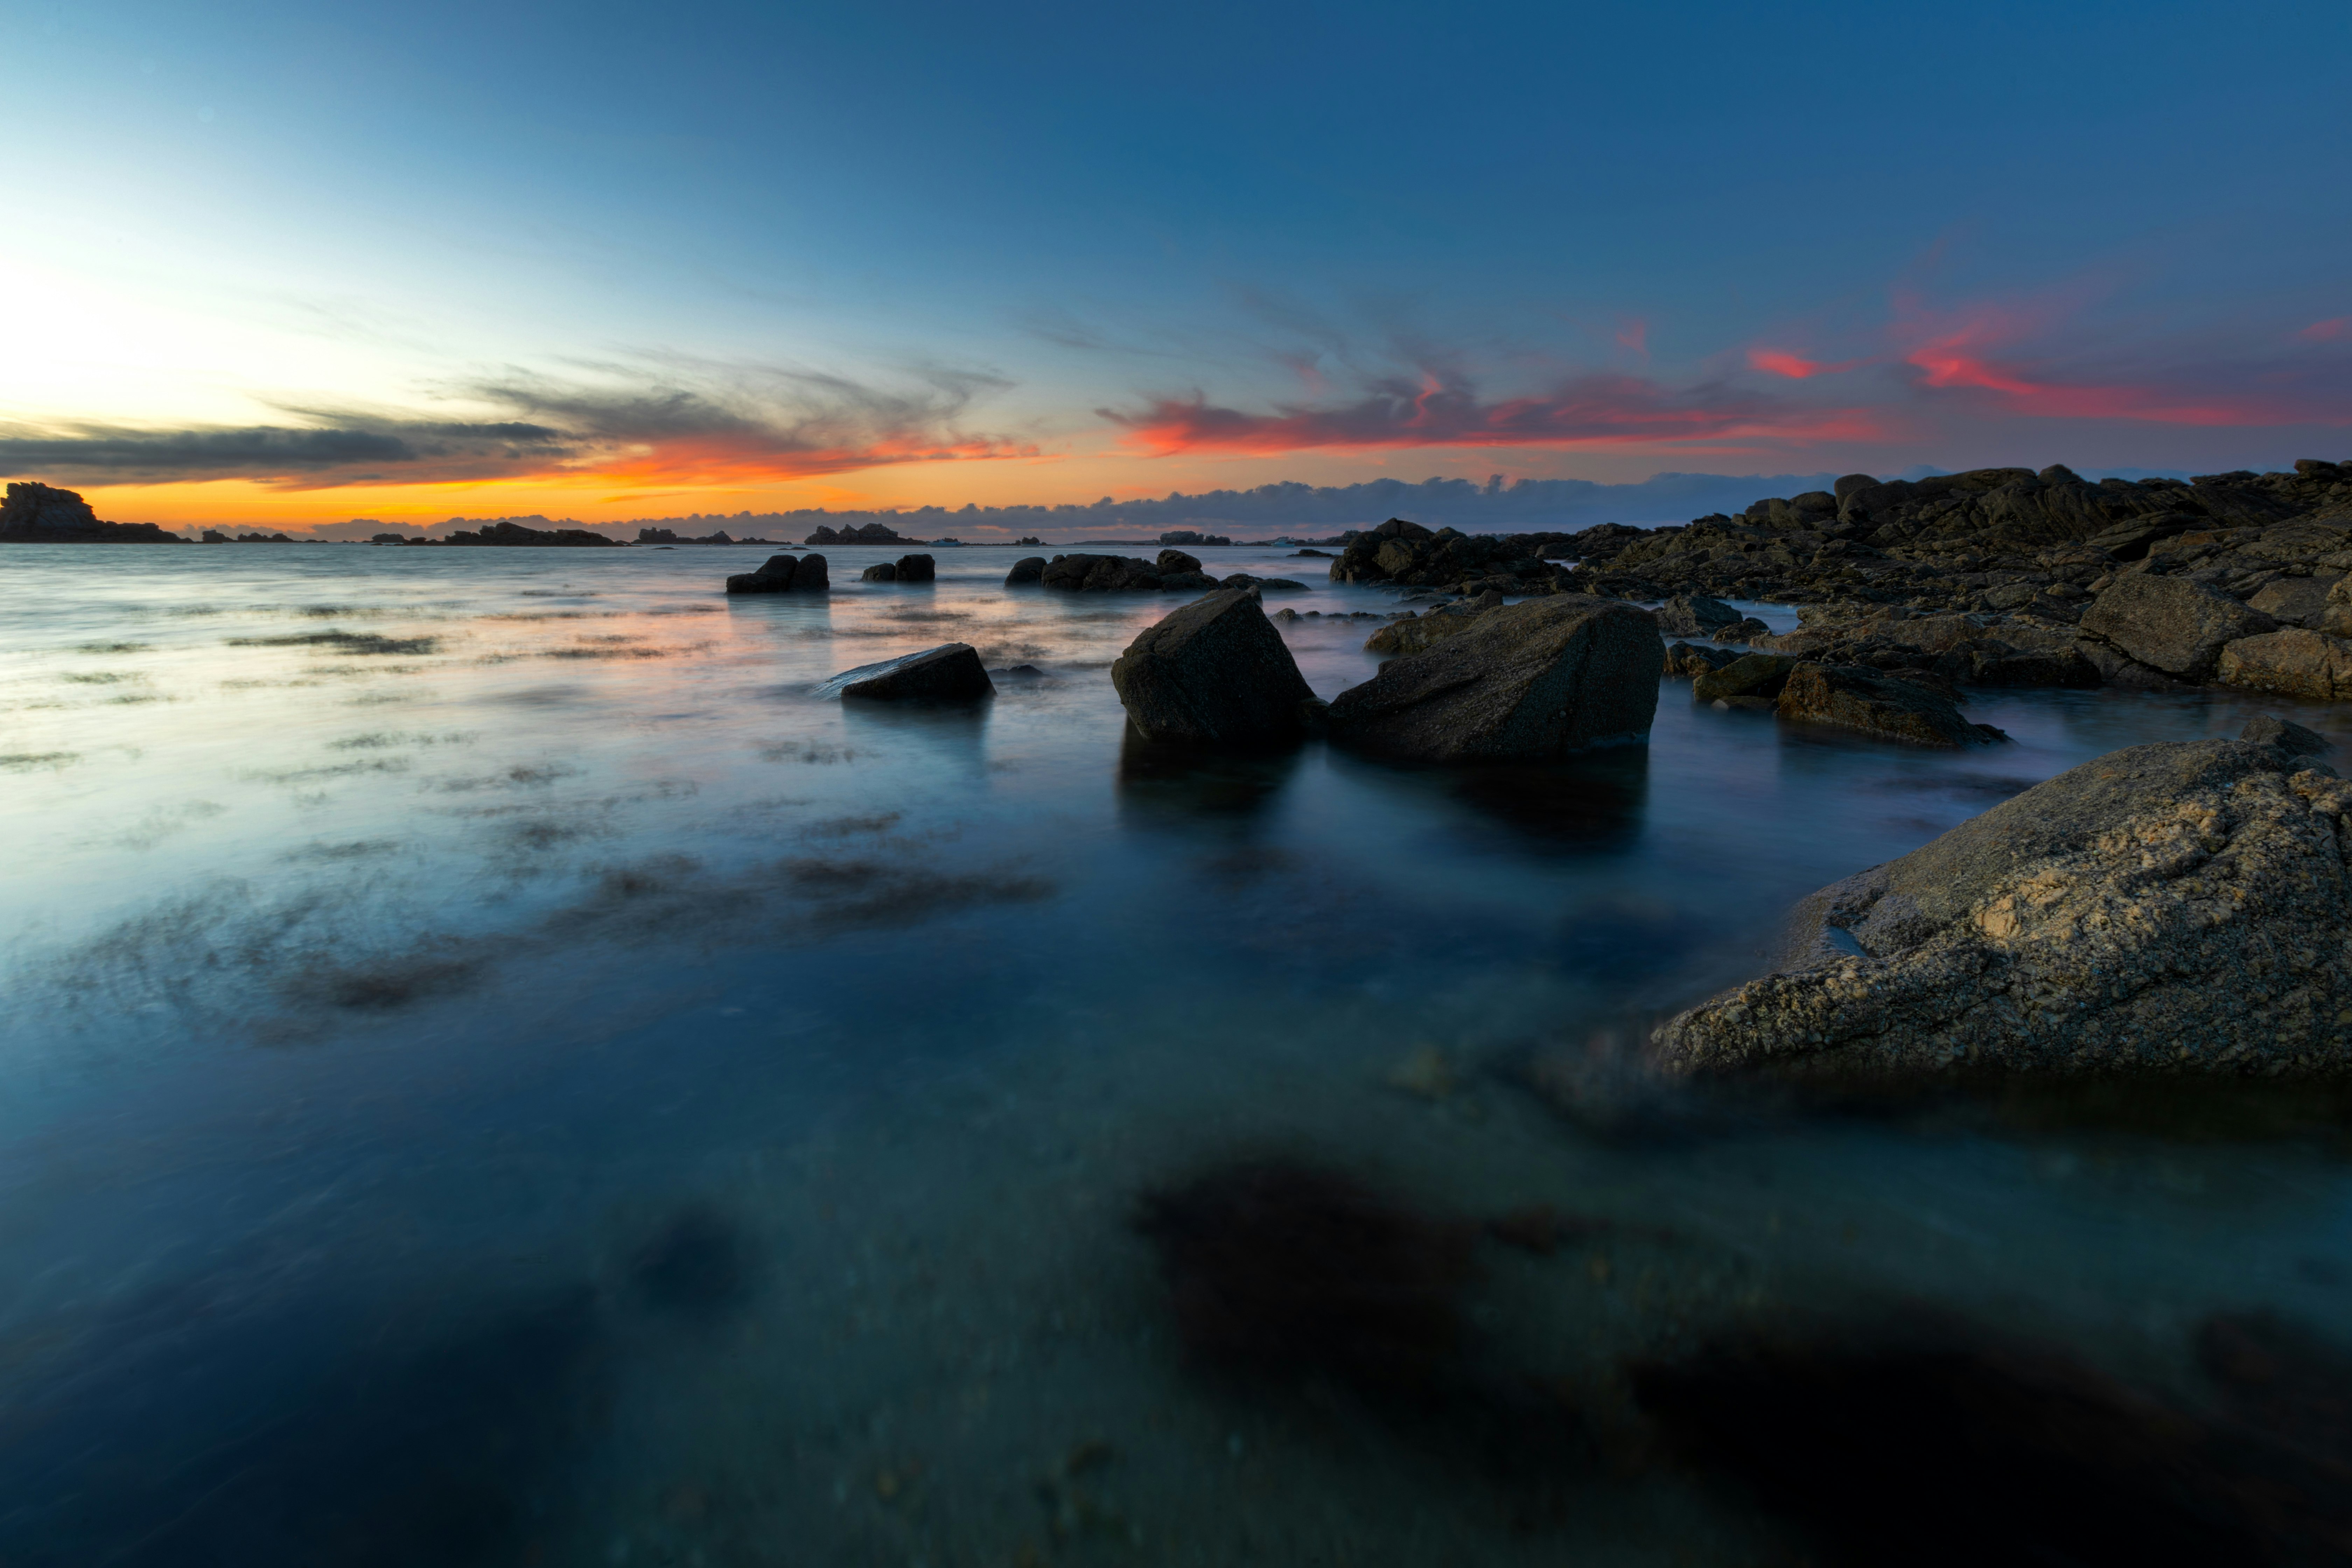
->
(1328, 743), (1652, 858)
(1115, 725), (1304, 839)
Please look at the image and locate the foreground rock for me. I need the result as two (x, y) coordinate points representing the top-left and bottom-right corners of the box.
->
(1775, 661), (2004, 747)
(2079, 574), (2276, 679)
(0, 482), (184, 543)
(2216, 629), (2352, 701)
(1653, 722), (2352, 1078)
(1326, 596), (1664, 761)
(818, 644), (993, 701)
(1363, 590), (1504, 655)
(726, 553), (827, 593)
(1110, 589), (1320, 745)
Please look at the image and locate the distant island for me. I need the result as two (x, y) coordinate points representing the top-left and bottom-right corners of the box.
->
(1, 482), (184, 543)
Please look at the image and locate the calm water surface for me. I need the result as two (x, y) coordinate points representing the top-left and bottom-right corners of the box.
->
(2, 542), (2348, 1564)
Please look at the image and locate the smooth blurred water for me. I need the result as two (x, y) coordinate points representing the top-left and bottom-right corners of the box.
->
(2, 541), (2349, 1564)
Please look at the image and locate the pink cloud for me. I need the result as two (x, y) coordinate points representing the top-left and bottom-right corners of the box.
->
(2303, 317), (2349, 343)
(1101, 371), (1880, 455)
(1748, 348), (1867, 379)
(1615, 317), (1649, 356)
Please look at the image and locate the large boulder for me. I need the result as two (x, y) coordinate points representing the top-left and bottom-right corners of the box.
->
(1041, 554), (1163, 591)
(1325, 595), (1664, 761)
(1653, 594), (1742, 638)
(726, 554), (803, 593)
(894, 553), (936, 582)
(1156, 548), (1203, 574)
(793, 553), (830, 592)
(2246, 573), (2342, 628)
(2217, 629), (2352, 701)
(1005, 555), (1047, 586)
(2080, 574), (2277, 679)
(819, 643), (993, 701)
(1366, 592), (1504, 656)
(1775, 662), (2003, 747)
(1110, 589), (1320, 746)
(1652, 725), (2352, 1078)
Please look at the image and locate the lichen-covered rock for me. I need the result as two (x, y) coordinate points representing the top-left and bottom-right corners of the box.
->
(1326, 595), (1663, 761)
(1111, 589), (1320, 746)
(2080, 574), (2277, 679)
(1692, 653), (1797, 704)
(2218, 628), (2352, 701)
(1652, 729), (2352, 1078)
(819, 643), (993, 701)
(1364, 591), (1503, 656)
(1774, 662), (2002, 747)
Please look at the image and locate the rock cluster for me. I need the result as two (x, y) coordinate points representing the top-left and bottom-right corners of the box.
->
(804, 522), (905, 545)
(445, 520), (620, 547)
(1035, 553), (1300, 594)
(1327, 518), (1575, 594)
(1555, 460), (2352, 700)
(1653, 721), (2352, 1078)
(725, 553), (829, 594)
(860, 553), (936, 583)
(0, 482), (183, 544)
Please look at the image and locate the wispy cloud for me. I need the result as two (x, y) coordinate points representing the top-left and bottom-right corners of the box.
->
(0, 361), (1038, 489)
(2302, 317), (2349, 344)
(1748, 348), (1868, 379)
(1100, 369), (1880, 455)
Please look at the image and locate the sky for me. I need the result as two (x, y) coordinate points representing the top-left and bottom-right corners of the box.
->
(4, 0), (2348, 537)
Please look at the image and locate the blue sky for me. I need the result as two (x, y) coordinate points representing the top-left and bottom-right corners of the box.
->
(4, 0), (2347, 531)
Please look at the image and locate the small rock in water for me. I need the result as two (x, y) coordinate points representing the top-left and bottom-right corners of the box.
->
(819, 643), (994, 701)
(1004, 555), (1048, 586)
(1774, 660), (2004, 747)
(859, 561), (897, 582)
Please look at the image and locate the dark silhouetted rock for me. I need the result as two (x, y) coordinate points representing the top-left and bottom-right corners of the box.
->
(1156, 548), (1203, 574)
(1005, 555), (1046, 586)
(1159, 569), (1220, 591)
(893, 553), (935, 582)
(1326, 595), (1664, 761)
(1111, 589), (1321, 745)
(1664, 641), (1740, 678)
(805, 521), (903, 545)
(860, 561), (897, 582)
(2081, 574), (2277, 679)
(1653, 737), (2352, 1077)
(724, 553), (801, 593)
(1775, 662), (2002, 747)
(444, 520), (619, 547)
(1691, 653), (1797, 704)
(1041, 553), (1163, 591)
(793, 553), (830, 592)
(0, 481), (186, 543)
(1366, 591), (1504, 656)
(821, 643), (994, 701)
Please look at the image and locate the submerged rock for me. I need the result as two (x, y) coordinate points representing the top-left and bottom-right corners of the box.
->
(819, 643), (994, 701)
(1110, 589), (1321, 746)
(1774, 661), (2005, 747)
(2080, 574), (2277, 679)
(1652, 726), (2352, 1077)
(1326, 595), (1664, 761)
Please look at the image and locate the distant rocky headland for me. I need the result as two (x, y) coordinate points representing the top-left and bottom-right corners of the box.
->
(0, 482), (183, 543)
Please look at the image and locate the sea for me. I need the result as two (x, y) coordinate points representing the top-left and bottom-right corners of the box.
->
(1, 539), (2347, 1564)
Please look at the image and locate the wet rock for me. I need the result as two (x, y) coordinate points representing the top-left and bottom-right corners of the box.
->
(2080, 574), (2277, 679)
(793, 553), (830, 591)
(1690, 653), (1796, 704)
(724, 553), (804, 593)
(1664, 641), (1739, 678)
(1041, 553), (1163, 591)
(2241, 713), (2332, 759)
(1653, 736), (2352, 1077)
(1005, 555), (1047, 586)
(1133, 1160), (1476, 1394)
(892, 553), (936, 582)
(2218, 628), (2352, 701)
(1652, 594), (1742, 638)
(1156, 548), (1203, 574)
(821, 643), (994, 701)
(1110, 589), (1320, 746)
(1326, 595), (1664, 761)
(860, 561), (898, 582)
(1775, 662), (2003, 747)
(1710, 616), (1771, 643)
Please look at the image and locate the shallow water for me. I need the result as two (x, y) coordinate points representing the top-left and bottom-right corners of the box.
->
(2, 541), (2349, 1564)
